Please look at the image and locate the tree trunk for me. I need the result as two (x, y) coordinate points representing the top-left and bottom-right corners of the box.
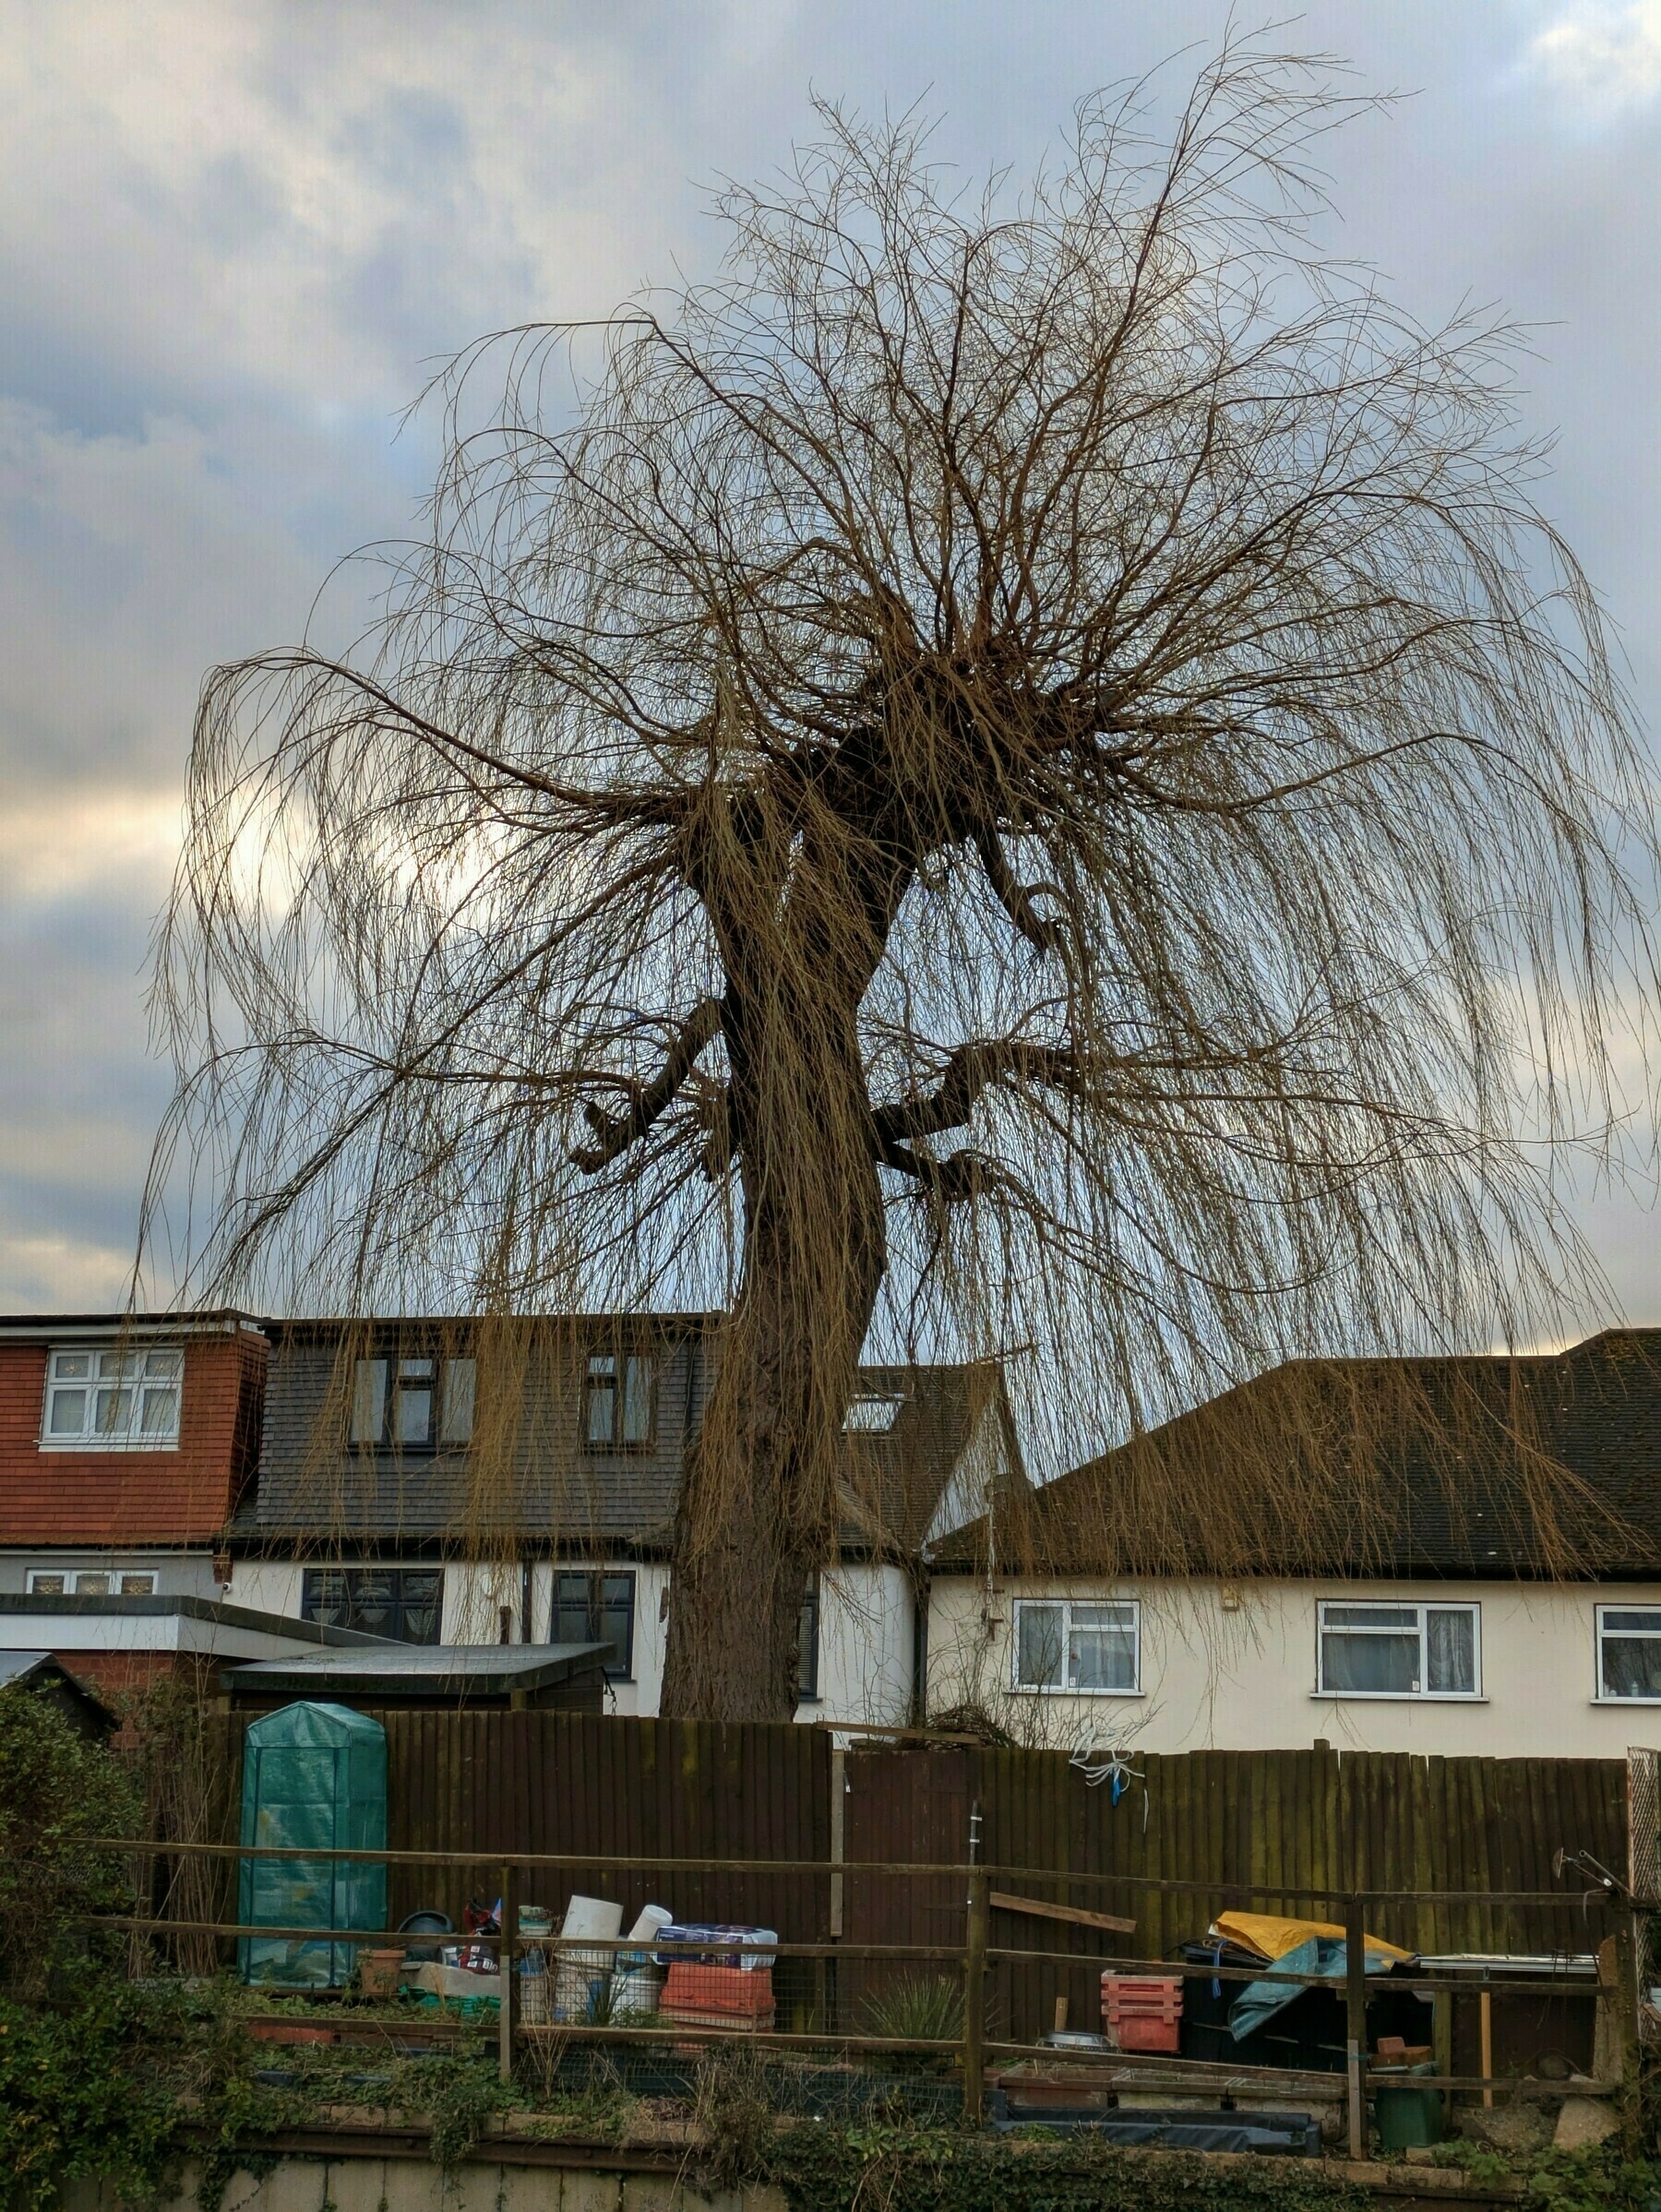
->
(660, 1041), (888, 1721)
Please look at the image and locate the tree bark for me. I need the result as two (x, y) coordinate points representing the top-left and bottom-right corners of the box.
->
(658, 830), (893, 1721)
(659, 1139), (888, 1720)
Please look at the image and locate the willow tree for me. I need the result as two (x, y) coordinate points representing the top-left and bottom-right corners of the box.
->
(153, 42), (1652, 1719)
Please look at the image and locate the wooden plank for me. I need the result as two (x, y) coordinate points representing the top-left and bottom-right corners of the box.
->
(988, 1891), (1137, 1935)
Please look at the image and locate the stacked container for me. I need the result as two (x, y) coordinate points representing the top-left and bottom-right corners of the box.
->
(1101, 1973), (1184, 2053)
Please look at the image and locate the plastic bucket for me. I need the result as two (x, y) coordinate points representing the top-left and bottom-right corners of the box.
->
(1373, 2063), (1443, 2150)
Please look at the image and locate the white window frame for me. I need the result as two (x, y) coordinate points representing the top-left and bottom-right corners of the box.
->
(1594, 1604), (1661, 1704)
(26, 1568), (158, 1596)
(40, 1345), (183, 1452)
(1315, 1599), (1483, 1701)
(1011, 1597), (1141, 1695)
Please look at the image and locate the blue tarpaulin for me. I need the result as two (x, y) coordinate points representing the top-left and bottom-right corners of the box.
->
(1228, 1934), (1404, 2042)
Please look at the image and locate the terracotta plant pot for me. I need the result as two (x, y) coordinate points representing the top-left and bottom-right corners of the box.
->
(358, 1948), (406, 2001)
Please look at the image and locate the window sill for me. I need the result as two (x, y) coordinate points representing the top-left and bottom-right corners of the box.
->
(1010, 1687), (1146, 1699)
(1592, 1695), (1661, 1705)
(37, 1439), (180, 1454)
(1310, 1692), (1488, 1704)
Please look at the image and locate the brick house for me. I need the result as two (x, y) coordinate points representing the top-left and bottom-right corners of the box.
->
(0, 1310), (268, 1699)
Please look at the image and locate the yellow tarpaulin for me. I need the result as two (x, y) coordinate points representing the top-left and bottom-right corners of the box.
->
(1213, 1909), (1411, 1963)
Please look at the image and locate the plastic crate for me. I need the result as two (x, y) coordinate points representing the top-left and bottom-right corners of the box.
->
(1102, 1974), (1183, 2020)
(662, 1963), (775, 2017)
(1103, 1973), (1182, 2051)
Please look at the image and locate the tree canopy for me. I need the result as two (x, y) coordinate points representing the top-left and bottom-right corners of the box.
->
(153, 40), (1655, 1716)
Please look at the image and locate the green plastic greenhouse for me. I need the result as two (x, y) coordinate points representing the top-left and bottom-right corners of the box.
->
(237, 1701), (388, 1989)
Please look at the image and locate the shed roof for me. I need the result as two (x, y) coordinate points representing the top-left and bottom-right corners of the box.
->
(224, 1641), (609, 1699)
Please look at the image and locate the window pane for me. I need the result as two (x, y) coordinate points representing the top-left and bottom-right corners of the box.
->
(396, 1386), (433, 1447)
(144, 1350), (183, 1380)
(139, 1388), (179, 1437)
(351, 1359), (388, 1444)
(400, 1572), (444, 1644)
(97, 1352), (143, 1381)
(1324, 1606), (1418, 1628)
(118, 1572), (155, 1596)
(302, 1571), (349, 1626)
(585, 1373), (616, 1444)
(77, 1572), (110, 1596)
(347, 1572), (394, 1634)
(552, 1572), (592, 1644)
(1017, 1604), (1064, 1689)
(52, 1353), (90, 1380)
(400, 1357), (435, 1378)
(1069, 1611), (1137, 1691)
(1603, 1635), (1661, 1699)
(622, 1357), (653, 1443)
(1603, 1611), (1661, 1633)
(94, 1387), (133, 1436)
(1427, 1608), (1476, 1693)
(48, 1389), (86, 1436)
(601, 1573), (636, 1677)
(441, 1358), (475, 1445)
(1321, 1629), (1419, 1693)
(30, 1574), (66, 1596)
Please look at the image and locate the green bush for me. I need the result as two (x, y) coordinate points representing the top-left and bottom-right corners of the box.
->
(0, 1983), (177, 2212)
(0, 1682), (140, 1996)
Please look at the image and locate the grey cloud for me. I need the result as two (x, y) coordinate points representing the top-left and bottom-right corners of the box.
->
(1, 0), (1657, 1319)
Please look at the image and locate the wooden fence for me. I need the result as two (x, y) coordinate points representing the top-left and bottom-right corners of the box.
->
(843, 1744), (1627, 2047)
(202, 1712), (1626, 2041)
(209, 1709), (833, 1945)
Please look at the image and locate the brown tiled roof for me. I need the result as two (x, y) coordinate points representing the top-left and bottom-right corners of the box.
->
(933, 1329), (1661, 1582)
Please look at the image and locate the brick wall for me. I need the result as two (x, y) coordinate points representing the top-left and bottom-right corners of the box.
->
(0, 1330), (268, 1545)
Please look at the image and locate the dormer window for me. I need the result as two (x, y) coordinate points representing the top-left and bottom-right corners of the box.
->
(582, 1353), (655, 1449)
(42, 1346), (182, 1450)
(844, 1393), (903, 1434)
(350, 1356), (474, 1451)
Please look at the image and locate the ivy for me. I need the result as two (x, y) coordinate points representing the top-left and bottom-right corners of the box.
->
(0, 1983), (177, 2212)
(764, 2122), (1373, 2212)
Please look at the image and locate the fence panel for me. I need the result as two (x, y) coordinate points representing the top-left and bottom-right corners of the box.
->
(842, 1744), (1626, 2045)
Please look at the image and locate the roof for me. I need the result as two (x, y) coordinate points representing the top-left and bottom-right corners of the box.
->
(933, 1328), (1661, 1583)
(0, 1648), (120, 1731)
(0, 1592), (399, 1656)
(223, 1641), (608, 1698)
(0, 1311), (263, 1342)
(245, 1315), (1017, 1560)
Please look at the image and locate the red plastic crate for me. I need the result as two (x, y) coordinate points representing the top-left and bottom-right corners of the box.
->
(661, 1963), (775, 2017)
(1102, 1971), (1183, 2052)
(1100, 1973), (1183, 2020)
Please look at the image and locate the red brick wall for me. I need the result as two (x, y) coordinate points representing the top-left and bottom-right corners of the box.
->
(0, 1330), (268, 1545)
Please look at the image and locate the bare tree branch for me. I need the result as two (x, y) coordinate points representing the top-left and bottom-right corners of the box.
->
(568, 998), (725, 1170)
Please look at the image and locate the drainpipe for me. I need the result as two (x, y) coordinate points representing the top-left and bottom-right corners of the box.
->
(909, 1560), (930, 1728)
(520, 1559), (534, 1644)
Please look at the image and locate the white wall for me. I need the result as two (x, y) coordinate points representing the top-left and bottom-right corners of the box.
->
(926, 1572), (1661, 1759)
(227, 1554), (917, 1726)
(804, 1564), (914, 1728)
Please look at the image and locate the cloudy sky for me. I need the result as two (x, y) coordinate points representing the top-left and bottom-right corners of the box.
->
(0, 0), (1657, 1323)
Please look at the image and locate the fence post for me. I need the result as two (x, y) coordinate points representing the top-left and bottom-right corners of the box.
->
(498, 1861), (518, 2084)
(963, 1865), (988, 2125)
(1344, 1895), (1367, 2160)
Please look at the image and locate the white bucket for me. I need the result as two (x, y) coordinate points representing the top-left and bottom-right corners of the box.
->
(627, 1903), (674, 1943)
(609, 1966), (661, 2018)
(555, 1895), (624, 2021)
